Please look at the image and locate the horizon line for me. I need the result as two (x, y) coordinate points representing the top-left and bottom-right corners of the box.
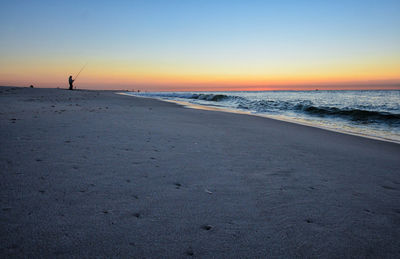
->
(2, 84), (400, 92)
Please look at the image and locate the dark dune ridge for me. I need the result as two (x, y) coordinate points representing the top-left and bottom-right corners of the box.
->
(1, 86), (399, 258)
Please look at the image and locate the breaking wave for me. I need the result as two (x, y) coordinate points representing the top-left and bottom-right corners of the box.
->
(125, 90), (400, 142)
(131, 90), (400, 126)
(151, 92), (400, 125)
(294, 104), (400, 123)
(190, 93), (228, 101)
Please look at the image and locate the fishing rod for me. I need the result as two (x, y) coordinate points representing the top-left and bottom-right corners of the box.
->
(74, 62), (87, 81)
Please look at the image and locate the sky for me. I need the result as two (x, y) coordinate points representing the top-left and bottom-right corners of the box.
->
(0, 0), (400, 91)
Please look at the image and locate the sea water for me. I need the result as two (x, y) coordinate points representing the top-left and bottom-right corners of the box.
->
(125, 90), (400, 143)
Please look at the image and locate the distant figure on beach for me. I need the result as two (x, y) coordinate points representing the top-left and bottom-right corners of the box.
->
(68, 75), (74, 90)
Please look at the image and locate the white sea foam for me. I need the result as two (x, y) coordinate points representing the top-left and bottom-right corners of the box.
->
(121, 90), (400, 144)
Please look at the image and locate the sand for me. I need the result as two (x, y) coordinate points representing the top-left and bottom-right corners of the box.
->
(1, 86), (399, 258)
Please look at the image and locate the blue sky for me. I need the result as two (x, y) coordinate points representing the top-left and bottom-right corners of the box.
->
(1, 0), (399, 90)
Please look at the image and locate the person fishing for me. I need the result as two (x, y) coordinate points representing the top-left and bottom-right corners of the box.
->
(68, 63), (87, 90)
(68, 75), (74, 90)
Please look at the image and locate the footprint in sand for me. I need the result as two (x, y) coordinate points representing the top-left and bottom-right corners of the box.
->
(201, 225), (213, 231)
(382, 185), (397, 190)
(186, 247), (194, 256)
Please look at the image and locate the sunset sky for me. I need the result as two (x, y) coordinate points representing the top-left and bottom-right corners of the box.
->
(1, 0), (399, 91)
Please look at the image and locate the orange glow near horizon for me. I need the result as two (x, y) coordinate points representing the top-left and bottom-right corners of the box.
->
(1, 56), (399, 92)
(1, 72), (400, 92)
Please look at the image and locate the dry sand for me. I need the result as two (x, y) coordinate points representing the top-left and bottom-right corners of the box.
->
(1, 86), (399, 258)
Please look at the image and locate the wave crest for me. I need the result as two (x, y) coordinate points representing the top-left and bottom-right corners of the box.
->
(295, 104), (400, 123)
(190, 94), (229, 101)
(133, 91), (400, 125)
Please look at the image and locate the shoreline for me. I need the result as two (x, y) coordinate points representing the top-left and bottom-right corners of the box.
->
(1, 86), (400, 257)
(119, 92), (400, 145)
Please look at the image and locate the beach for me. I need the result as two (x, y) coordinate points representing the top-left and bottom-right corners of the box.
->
(1, 86), (399, 257)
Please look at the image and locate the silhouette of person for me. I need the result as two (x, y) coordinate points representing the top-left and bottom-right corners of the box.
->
(68, 75), (74, 90)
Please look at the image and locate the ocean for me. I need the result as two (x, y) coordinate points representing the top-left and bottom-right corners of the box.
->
(124, 90), (400, 143)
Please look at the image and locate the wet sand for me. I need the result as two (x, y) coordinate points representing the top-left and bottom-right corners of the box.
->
(1, 86), (399, 258)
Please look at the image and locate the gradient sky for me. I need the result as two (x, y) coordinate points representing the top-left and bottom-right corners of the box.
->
(1, 0), (399, 91)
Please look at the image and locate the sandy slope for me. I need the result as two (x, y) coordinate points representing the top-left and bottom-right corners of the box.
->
(1, 86), (399, 258)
